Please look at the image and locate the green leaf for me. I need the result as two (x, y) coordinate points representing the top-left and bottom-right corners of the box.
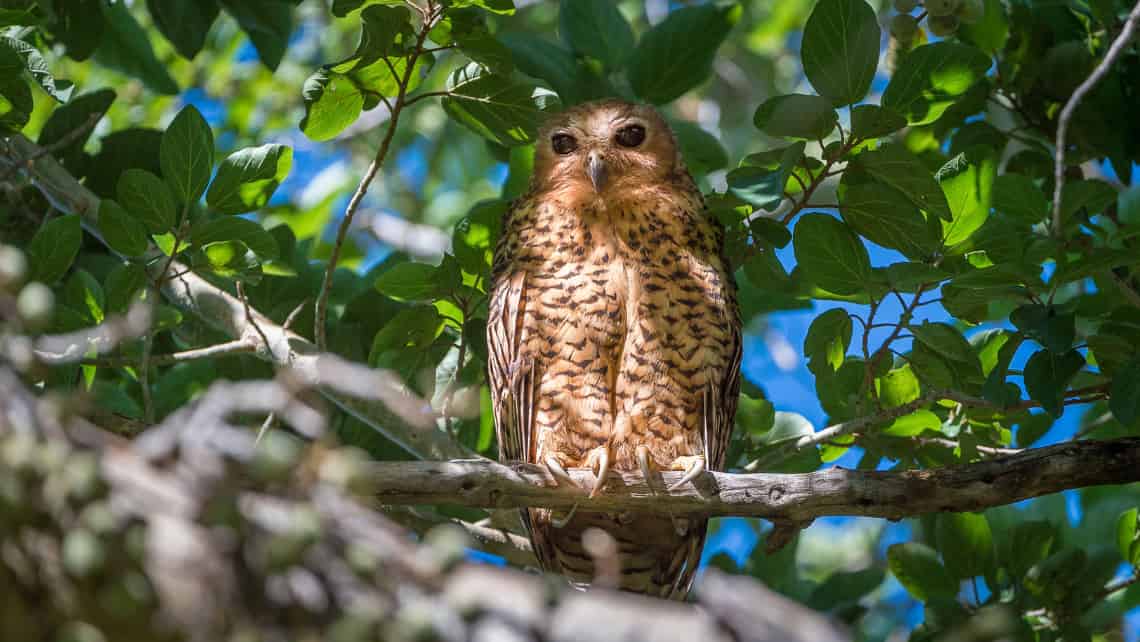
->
(94, 2), (180, 94)
(793, 214), (872, 296)
(882, 42), (991, 126)
(191, 217), (279, 260)
(1024, 349), (1085, 417)
(0, 74), (31, 133)
(800, 0), (880, 106)
(883, 262), (950, 292)
(441, 63), (560, 147)
(1015, 414), (1052, 449)
(1059, 179), (1117, 221)
(749, 217), (792, 248)
(883, 409), (940, 437)
(887, 542), (959, 602)
(669, 120), (728, 175)
(1010, 304), (1075, 354)
(64, 269), (106, 326)
(907, 343), (957, 390)
(958, 0), (1008, 54)
(38, 89), (115, 167)
(764, 411), (814, 445)
(117, 169), (177, 234)
(448, 0), (515, 14)
(753, 94), (838, 140)
(104, 262), (148, 314)
(804, 308), (852, 375)
(855, 145), (952, 221)
(992, 174), (1047, 225)
(839, 175), (940, 260)
(743, 249), (791, 292)
(911, 322), (979, 365)
(937, 147), (996, 247)
(1115, 508), (1140, 566)
(1, 35), (74, 102)
(28, 215), (82, 284)
(97, 199), (149, 257)
(807, 568), (885, 610)
(500, 33), (596, 104)
(147, 0), (220, 59)
(1110, 359), (1140, 427)
(878, 365), (920, 408)
(370, 306), (446, 357)
(206, 144), (293, 215)
(850, 104), (907, 140)
(936, 512), (995, 579)
(736, 393), (775, 436)
(198, 241), (262, 284)
(1006, 520), (1055, 578)
(558, 0), (633, 70)
(375, 262), (446, 301)
(160, 105), (215, 207)
(453, 199), (505, 276)
(217, 0), (295, 70)
(627, 3), (741, 104)
(727, 142), (803, 210)
(299, 69), (365, 142)
(45, 1), (103, 61)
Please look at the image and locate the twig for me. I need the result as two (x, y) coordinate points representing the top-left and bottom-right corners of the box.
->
(1109, 270), (1140, 309)
(0, 112), (100, 182)
(1051, 0), (1140, 236)
(237, 282), (274, 361)
(65, 339), (256, 368)
(314, 7), (439, 351)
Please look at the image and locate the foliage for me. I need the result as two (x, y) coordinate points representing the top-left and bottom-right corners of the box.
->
(3, 0), (1140, 640)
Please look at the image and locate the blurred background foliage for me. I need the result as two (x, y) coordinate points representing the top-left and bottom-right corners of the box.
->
(4, 0), (1140, 640)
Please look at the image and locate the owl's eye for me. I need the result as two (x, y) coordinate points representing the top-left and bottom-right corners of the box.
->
(551, 133), (577, 155)
(615, 124), (646, 148)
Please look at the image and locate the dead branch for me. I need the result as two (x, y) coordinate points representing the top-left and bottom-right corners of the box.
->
(359, 439), (1140, 521)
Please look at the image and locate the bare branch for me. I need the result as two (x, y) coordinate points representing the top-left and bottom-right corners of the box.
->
(363, 209), (451, 259)
(359, 438), (1140, 521)
(1051, 0), (1140, 235)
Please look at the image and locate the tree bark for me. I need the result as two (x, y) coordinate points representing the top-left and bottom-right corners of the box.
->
(361, 439), (1140, 520)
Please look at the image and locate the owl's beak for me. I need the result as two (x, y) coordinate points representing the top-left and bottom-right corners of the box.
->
(586, 151), (607, 193)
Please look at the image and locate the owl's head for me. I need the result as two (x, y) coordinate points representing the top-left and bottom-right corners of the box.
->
(532, 99), (684, 199)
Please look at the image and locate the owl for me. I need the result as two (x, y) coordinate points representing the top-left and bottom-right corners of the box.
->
(486, 99), (742, 600)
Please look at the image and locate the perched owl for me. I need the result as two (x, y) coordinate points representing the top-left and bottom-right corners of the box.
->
(486, 99), (742, 600)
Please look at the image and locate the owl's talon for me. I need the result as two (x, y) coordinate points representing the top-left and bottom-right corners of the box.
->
(667, 455), (705, 491)
(636, 445), (656, 492)
(550, 503), (579, 529)
(544, 456), (575, 487)
(586, 445), (612, 498)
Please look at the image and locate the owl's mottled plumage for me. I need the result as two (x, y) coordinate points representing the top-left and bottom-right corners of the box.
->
(486, 99), (742, 599)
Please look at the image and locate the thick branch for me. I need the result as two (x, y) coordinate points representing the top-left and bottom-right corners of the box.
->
(362, 438), (1140, 521)
(3, 133), (470, 461)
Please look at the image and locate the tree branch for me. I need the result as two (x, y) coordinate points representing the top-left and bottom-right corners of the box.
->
(359, 438), (1140, 521)
(1051, 0), (1140, 235)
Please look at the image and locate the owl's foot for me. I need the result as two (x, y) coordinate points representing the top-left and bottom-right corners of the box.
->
(584, 444), (612, 498)
(543, 455), (575, 487)
(666, 454), (706, 491)
(636, 445), (655, 488)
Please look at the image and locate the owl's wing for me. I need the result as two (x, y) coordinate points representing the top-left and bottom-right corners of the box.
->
(705, 320), (743, 469)
(704, 249), (744, 471)
(486, 203), (536, 464)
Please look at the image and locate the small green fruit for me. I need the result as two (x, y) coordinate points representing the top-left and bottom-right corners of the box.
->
(928, 13), (961, 37)
(926, 0), (962, 16)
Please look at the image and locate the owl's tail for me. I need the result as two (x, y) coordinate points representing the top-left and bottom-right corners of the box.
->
(525, 507), (707, 600)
